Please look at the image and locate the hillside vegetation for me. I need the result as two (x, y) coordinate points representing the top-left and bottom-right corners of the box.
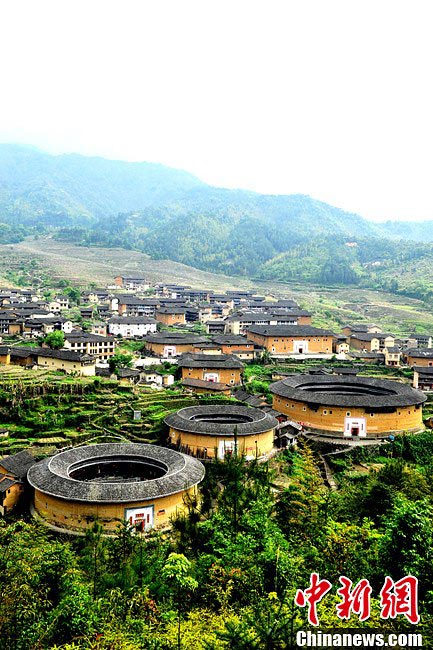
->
(0, 144), (432, 301)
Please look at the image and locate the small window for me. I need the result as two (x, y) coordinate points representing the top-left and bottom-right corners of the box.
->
(302, 406), (307, 411)
(323, 410), (328, 415)
(370, 413), (374, 417)
(346, 411), (351, 416)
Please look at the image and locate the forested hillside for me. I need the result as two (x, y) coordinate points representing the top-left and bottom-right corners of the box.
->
(1, 144), (432, 300)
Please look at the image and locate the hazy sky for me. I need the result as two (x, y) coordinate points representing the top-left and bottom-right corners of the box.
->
(1, 0), (432, 222)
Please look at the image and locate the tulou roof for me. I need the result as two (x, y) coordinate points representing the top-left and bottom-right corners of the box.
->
(165, 404), (278, 437)
(247, 325), (335, 337)
(145, 332), (209, 345)
(27, 443), (205, 503)
(178, 353), (244, 369)
(270, 374), (426, 408)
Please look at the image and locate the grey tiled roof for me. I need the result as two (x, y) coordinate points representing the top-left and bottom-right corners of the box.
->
(178, 353), (244, 369)
(27, 443), (205, 503)
(165, 405), (277, 436)
(404, 348), (433, 358)
(145, 333), (209, 345)
(270, 374), (426, 408)
(247, 325), (335, 337)
(181, 378), (230, 391)
(0, 450), (36, 479)
(0, 476), (18, 492)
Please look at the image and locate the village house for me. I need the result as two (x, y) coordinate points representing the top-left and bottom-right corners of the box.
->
(138, 369), (174, 387)
(225, 309), (312, 335)
(91, 322), (108, 336)
(211, 334), (257, 360)
(191, 341), (223, 355)
(0, 450), (36, 515)
(206, 319), (226, 334)
(210, 302), (233, 318)
(349, 333), (395, 353)
(114, 275), (150, 291)
(177, 353), (244, 386)
(154, 283), (189, 298)
(155, 307), (187, 326)
(341, 323), (383, 337)
(208, 294), (235, 310)
(36, 348), (97, 375)
(225, 290), (255, 305)
(246, 325), (335, 357)
(64, 332), (116, 362)
(181, 377), (232, 396)
(80, 305), (95, 320)
(23, 316), (73, 338)
(0, 310), (21, 336)
(176, 288), (211, 303)
(403, 348), (433, 368)
(409, 334), (433, 348)
(185, 304), (213, 324)
(333, 335), (350, 355)
(144, 332), (209, 358)
(55, 295), (70, 310)
(108, 316), (158, 338)
(413, 366), (433, 391)
(115, 295), (155, 317)
(384, 346), (401, 367)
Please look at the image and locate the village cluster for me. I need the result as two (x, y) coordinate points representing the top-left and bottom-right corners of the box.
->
(0, 273), (431, 533)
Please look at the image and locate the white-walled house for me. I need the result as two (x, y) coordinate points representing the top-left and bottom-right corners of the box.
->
(108, 316), (158, 338)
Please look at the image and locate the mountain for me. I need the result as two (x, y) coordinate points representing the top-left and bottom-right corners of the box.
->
(379, 219), (433, 242)
(0, 144), (432, 301)
(0, 143), (204, 226)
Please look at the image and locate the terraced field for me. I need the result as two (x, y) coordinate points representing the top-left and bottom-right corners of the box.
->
(0, 370), (236, 456)
(2, 237), (431, 334)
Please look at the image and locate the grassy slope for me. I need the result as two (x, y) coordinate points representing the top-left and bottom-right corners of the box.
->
(2, 238), (432, 335)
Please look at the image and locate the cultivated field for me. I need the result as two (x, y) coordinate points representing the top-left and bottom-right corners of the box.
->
(1, 237), (432, 334)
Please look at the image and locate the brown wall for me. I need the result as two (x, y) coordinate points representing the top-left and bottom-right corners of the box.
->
(9, 324), (21, 335)
(37, 356), (96, 376)
(146, 342), (195, 356)
(405, 355), (433, 368)
(181, 366), (242, 385)
(156, 312), (186, 325)
(33, 487), (197, 532)
(169, 427), (274, 459)
(0, 482), (23, 514)
(246, 332), (333, 354)
(220, 343), (253, 354)
(272, 395), (423, 436)
(350, 338), (379, 352)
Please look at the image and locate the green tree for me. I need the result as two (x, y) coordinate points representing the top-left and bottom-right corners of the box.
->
(44, 330), (65, 349)
(109, 353), (134, 373)
(162, 553), (198, 650)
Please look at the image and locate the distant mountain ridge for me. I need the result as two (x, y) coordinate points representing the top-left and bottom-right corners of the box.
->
(0, 144), (432, 301)
(0, 143), (203, 225)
